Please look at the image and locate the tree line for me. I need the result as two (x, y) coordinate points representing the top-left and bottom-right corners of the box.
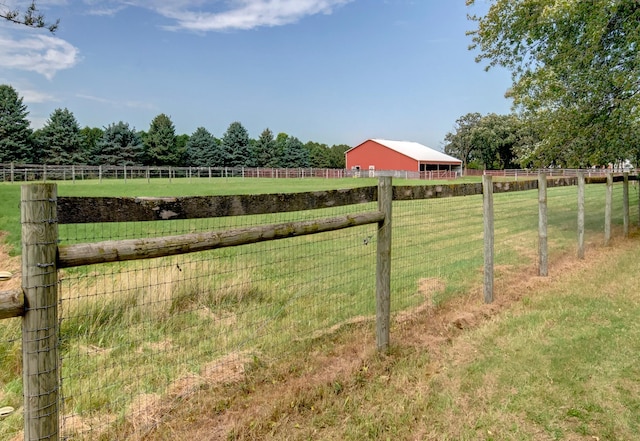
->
(0, 85), (349, 168)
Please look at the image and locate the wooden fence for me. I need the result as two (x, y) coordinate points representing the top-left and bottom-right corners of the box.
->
(0, 172), (638, 440)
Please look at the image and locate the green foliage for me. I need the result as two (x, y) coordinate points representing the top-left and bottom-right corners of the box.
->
(185, 127), (221, 167)
(281, 135), (310, 168)
(144, 113), (180, 166)
(35, 108), (86, 164)
(444, 112), (529, 169)
(93, 121), (144, 165)
(252, 128), (277, 167)
(468, 0), (640, 167)
(80, 126), (104, 162)
(0, 84), (33, 163)
(221, 121), (251, 167)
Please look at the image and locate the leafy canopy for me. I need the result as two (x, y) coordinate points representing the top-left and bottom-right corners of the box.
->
(468, 0), (640, 167)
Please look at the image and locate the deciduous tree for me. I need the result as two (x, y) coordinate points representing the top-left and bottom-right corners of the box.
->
(468, 0), (640, 167)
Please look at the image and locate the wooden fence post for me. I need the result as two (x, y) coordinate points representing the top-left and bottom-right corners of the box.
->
(577, 171), (585, 259)
(538, 172), (548, 276)
(483, 175), (494, 303)
(623, 172), (629, 237)
(376, 176), (392, 353)
(605, 172), (612, 246)
(21, 184), (59, 441)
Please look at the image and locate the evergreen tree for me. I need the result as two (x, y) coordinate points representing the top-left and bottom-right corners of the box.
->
(144, 113), (179, 166)
(0, 84), (33, 163)
(185, 127), (221, 166)
(36, 108), (85, 164)
(281, 136), (309, 168)
(94, 122), (143, 165)
(252, 128), (276, 167)
(220, 121), (250, 167)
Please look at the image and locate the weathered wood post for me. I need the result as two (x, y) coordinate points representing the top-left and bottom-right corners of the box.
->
(538, 172), (548, 276)
(605, 172), (612, 246)
(482, 175), (494, 303)
(21, 184), (59, 440)
(577, 171), (585, 259)
(622, 172), (629, 237)
(376, 176), (392, 353)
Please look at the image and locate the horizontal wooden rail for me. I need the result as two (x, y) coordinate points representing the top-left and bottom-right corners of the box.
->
(0, 289), (23, 319)
(57, 186), (378, 224)
(58, 211), (385, 268)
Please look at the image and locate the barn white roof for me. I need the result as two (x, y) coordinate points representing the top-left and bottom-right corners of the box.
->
(370, 139), (462, 164)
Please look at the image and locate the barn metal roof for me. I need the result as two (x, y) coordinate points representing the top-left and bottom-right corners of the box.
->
(371, 139), (462, 164)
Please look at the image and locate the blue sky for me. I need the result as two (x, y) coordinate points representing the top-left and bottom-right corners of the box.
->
(0, 0), (513, 150)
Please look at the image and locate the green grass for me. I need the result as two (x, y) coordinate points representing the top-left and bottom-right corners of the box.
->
(0, 176), (637, 440)
(201, 236), (640, 441)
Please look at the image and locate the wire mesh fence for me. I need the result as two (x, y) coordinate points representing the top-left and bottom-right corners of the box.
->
(0, 174), (638, 440)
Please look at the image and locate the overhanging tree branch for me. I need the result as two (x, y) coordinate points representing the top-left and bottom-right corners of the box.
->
(1, 1), (59, 32)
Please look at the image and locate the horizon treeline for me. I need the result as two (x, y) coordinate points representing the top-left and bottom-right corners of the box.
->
(0, 84), (349, 168)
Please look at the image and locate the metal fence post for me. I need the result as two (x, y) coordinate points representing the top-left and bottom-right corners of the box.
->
(538, 172), (548, 276)
(376, 176), (392, 353)
(21, 183), (59, 440)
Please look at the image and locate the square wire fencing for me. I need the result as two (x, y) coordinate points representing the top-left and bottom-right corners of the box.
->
(0, 173), (637, 440)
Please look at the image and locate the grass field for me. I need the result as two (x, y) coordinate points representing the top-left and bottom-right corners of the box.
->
(0, 176), (637, 440)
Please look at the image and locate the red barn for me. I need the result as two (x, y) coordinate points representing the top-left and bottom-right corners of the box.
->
(345, 139), (462, 176)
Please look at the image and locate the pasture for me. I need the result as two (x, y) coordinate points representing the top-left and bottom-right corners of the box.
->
(0, 176), (637, 440)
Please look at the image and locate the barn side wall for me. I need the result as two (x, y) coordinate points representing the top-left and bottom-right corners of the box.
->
(346, 141), (418, 172)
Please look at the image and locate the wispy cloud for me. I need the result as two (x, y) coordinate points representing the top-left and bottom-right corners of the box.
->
(77, 93), (157, 110)
(118, 0), (353, 32)
(0, 33), (79, 79)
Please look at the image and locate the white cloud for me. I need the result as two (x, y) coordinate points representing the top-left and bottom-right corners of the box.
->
(120, 0), (353, 32)
(0, 33), (79, 79)
(21, 88), (56, 104)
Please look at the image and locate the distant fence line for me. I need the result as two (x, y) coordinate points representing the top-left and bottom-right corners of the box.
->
(4, 163), (631, 183)
(465, 167), (636, 178)
(0, 163), (462, 182)
(1, 172), (639, 440)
